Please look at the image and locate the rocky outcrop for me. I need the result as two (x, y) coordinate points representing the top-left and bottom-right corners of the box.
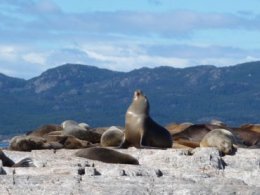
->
(0, 147), (259, 194)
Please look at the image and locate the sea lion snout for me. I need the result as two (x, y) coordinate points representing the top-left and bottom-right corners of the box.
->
(134, 90), (143, 97)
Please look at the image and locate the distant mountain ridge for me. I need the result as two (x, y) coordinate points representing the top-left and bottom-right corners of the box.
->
(0, 61), (260, 135)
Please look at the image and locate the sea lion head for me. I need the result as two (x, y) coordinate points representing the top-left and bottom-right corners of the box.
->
(129, 90), (149, 115)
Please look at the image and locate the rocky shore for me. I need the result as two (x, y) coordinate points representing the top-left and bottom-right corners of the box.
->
(0, 147), (259, 195)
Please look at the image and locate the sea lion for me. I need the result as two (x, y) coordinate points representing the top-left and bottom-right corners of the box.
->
(62, 120), (101, 143)
(172, 124), (211, 142)
(100, 126), (124, 147)
(75, 147), (139, 165)
(165, 122), (193, 135)
(200, 129), (237, 155)
(232, 127), (260, 148)
(171, 124), (226, 148)
(0, 149), (34, 167)
(78, 123), (90, 129)
(239, 124), (260, 133)
(9, 135), (63, 151)
(27, 124), (62, 137)
(44, 134), (93, 149)
(209, 120), (227, 127)
(120, 90), (172, 149)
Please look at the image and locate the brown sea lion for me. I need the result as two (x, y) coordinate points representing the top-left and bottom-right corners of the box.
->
(0, 149), (34, 167)
(200, 129), (237, 155)
(100, 126), (124, 147)
(165, 122), (193, 135)
(120, 90), (172, 149)
(9, 135), (63, 151)
(10, 133), (94, 151)
(239, 124), (260, 133)
(232, 127), (260, 148)
(44, 134), (93, 149)
(171, 124), (226, 148)
(75, 147), (139, 165)
(26, 124), (62, 137)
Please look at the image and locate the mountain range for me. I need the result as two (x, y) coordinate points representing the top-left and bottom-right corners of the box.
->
(0, 61), (260, 135)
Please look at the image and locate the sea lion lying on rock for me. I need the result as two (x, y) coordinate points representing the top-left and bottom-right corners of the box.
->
(200, 129), (237, 155)
(62, 120), (101, 143)
(171, 124), (213, 148)
(239, 124), (260, 133)
(9, 134), (95, 151)
(9, 135), (63, 151)
(165, 122), (193, 135)
(75, 147), (139, 165)
(26, 124), (62, 137)
(232, 126), (260, 148)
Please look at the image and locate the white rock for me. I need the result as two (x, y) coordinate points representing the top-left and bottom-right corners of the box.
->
(0, 148), (259, 194)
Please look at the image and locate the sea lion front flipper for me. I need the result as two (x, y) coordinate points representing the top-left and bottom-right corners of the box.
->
(118, 137), (131, 149)
(0, 149), (15, 167)
(0, 149), (34, 167)
(13, 158), (35, 167)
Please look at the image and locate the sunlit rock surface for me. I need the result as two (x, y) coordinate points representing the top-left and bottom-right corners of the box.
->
(0, 148), (259, 195)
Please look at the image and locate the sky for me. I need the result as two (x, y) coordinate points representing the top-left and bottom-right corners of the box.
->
(1, 0), (260, 79)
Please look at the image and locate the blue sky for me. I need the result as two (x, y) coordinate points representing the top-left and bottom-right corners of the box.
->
(0, 0), (260, 79)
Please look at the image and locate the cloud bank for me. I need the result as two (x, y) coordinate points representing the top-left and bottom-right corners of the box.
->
(0, 0), (260, 78)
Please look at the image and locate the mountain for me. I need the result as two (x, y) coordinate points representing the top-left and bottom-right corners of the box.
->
(0, 62), (260, 135)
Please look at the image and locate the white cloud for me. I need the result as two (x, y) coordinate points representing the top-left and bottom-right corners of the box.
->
(22, 52), (47, 65)
(0, 45), (18, 61)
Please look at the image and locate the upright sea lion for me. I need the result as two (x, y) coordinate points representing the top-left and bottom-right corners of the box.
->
(120, 90), (172, 148)
(200, 129), (237, 155)
(75, 147), (139, 165)
(0, 149), (34, 167)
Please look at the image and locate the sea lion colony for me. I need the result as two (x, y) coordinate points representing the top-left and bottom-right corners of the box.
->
(0, 90), (259, 166)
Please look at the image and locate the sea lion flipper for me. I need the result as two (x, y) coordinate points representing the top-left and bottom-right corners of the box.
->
(118, 137), (131, 149)
(13, 157), (35, 167)
(0, 149), (15, 167)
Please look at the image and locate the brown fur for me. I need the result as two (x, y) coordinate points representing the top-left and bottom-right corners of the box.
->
(171, 124), (231, 148)
(240, 124), (260, 133)
(75, 147), (139, 165)
(27, 125), (62, 137)
(165, 122), (193, 135)
(232, 127), (260, 147)
(120, 90), (172, 149)
(44, 134), (93, 149)
(172, 124), (212, 143)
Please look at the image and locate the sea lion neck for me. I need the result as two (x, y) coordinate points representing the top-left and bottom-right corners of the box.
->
(130, 92), (150, 115)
